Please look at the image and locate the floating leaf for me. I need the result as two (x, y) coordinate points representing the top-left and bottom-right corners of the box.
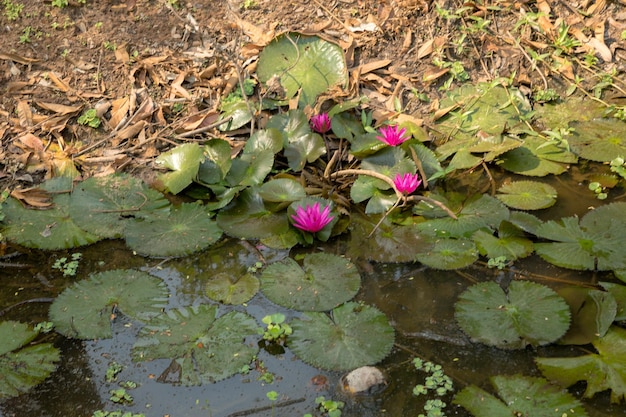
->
(226, 149), (274, 187)
(205, 272), (259, 305)
(498, 136), (577, 176)
(125, 202), (222, 257)
(257, 33), (347, 107)
(454, 374), (588, 417)
(259, 178), (306, 203)
(536, 325), (626, 403)
(569, 119), (626, 162)
(455, 281), (571, 349)
(197, 139), (233, 185)
(132, 304), (258, 384)
(218, 100), (253, 131)
(534, 96), (606, 130)
(260, 253), (360, 311)
(472, 221), (534, 261)
(70, 173), (170, 239)
(0, 321), (60, 399)
(599, 282), (626, 321)
(155, 143), (204, 194)
(415, 238), (478, 270)
(49, 269), (169, 339)
(2, 179), (101, 250)
(557, 287), (617, 345)
(495, 181), (557, 210)
(289, 302), (394, 371)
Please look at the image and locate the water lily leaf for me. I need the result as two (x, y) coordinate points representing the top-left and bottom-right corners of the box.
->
(535, 203), (626, 271)
(257, 33), (347, 107)
(0, 321), (60, 399)
(347, 213), (434, 263)
(599, 282), (626, 321)
(534, 96), (606, 130)
(49, 269), (169, 339)
(495, 180), (557, 210)
(289, 302), (394, 371)
(536, 325), (626, 403)
(197, 139), (232, 185)
(508, 210), (543, 235)
(218, 100), (253, 131)
(69, 173), (170, 239)
(408, 142), (443, 181)
(498, 136), (577, 176)
(155, 143), (204, 194)
(226, 149), (274, 187)
(244, 128), (284, 155)
(2, 186), (101, 250)
(125, 202), (222, 257)
(455, 281), (571, 349)
(415, 238), (478, 270)
(569, 119), (626, 162)
(454, 374), (588, 417)
(557, 287), (616, 345)
(415, 194), (509, 238)
(259, 178), (306, 203)
(260, 253), (360, 311)
(472, 221), (534, 261)
(132, 304), (258, 384)
(205, 272), (259, 305)
(217, 188), (289, 239)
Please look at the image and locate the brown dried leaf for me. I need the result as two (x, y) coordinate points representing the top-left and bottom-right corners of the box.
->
(18, 133), (44, 153)
(115, 43), (130, 63)
(417, 38), (434, 59)
(46, 72), (71, 92)
(422, 67), (449, 83)
(16, 100), (33, 127)
(10, 187), (53, 208)
(109, 97), (130, 129)
(35, 101), (82, 115)
(115, 120), (147, 141)
(356, 59), (392, 75)
(0, 52), (41, 65)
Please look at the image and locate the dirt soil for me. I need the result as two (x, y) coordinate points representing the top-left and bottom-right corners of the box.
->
(1, 0), (626, 192)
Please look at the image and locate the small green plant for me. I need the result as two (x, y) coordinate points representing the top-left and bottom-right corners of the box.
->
(52, 252), (82, 276)
(487, 255), (507, 270)
(241, 0), (257, 9)
(588, 181), (608, 200)
(266, 390), (278, 417)
(105, 362), (124, 383)
(109, 387), (133, 404)
(34, 321), (54, 333)
(3, 0), (23, 20)
(92, 411), (145, 417)
(78, 108), (101, 128)
(312, 396), (344, 417)
(103, 41), (117, 51)
(533, 88), (559, 103)
(247, 261), (264, 273)
(220, 78), (257, 108)
(19, 26), (32, 43)
(51, 0), (68, 7)
(610, 157), (626, 180)
(259, 313), (292, 343)
(412, 358), (454, 417)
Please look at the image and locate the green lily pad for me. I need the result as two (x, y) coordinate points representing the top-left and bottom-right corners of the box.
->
(260, 253), (360, 311)
(218, 100), (254, 131)
(557, 287), (616, 345)
(569, 119), (626, 162)
(289, 302), (395, 371)
(2, 180), (101, 250)
(49, 269), (169, 339)
(132, 304), (258, 384)
(216, 188), (289, 239)
(0, 321), (60, 399)
(496, 181), (557, 210)
(257, 33), (347, 107)
(534, 203), (626, 272)
(244, 128), (284, 155)
(534, 96), (606, 130)
(259, 178), (306, 203)
(205, 272), (259, 305)
(197, 139), (233, 185)
(536, 325), (626, 403)
(472, 221), (534, 261)
(455, 281), (571, 349)
(69, 173), (170, 239)
(599, 282), (626, 321)
(498, 136), (578, 176)
(125, 202), (222, 257)
(415, 238), (478, 270)
(226, 149), (274, 187)
(454, 374), (588, 417)
(155, 143), (204, 194)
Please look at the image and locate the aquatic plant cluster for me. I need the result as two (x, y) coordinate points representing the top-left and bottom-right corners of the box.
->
(2, 33), (626, 416)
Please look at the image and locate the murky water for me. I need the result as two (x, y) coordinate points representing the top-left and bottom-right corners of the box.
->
(1, 173), (625, 417)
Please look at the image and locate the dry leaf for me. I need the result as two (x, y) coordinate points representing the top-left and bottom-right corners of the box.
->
(10, 188), (53, 208)
(35, 101), (82, 115)
(18, 133), (44, 153)
(16, 100), (33, 127)
(417, 39), (434, 59)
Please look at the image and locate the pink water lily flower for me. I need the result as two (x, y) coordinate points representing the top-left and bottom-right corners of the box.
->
(291, 202), (334, 233)
(376, 125), (410, 146)
(394, 173), (422, 195)
(310, 113), (332, 134)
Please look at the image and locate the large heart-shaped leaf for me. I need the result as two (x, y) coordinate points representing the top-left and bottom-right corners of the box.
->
(155, 143), (204, 194)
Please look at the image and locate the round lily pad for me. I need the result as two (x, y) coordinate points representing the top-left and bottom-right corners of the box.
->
(260, 253), (361, 311)
(415, 238), (478, 270)
(289, 302), (395, 371)
(569, 119), (626, 162)
(455, 281), (571, 349)
(70, 173), (170, 239)
(49, 269), (169, 339)
(205, 272), (260, 305)
(496, 181), (557, 210)
(125, 202), (223, 257)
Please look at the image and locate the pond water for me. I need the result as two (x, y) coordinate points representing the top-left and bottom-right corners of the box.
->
(1, 170), (625, 417)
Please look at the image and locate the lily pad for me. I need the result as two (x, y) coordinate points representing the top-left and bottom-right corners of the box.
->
(197, 139), (233, 185)
(260, 253), (361, 311)
(495, 181), (557, 210)
(125, 202), (222, 257)
(70, 173), (170, 239)
(455, 281), (571, 349)
(472, 221), (534, 261)
(49, 269), (169, 339)
(599, 282), (626, 321)
(259, 178), (306, 203)
(557, 287), (616, 345)
(498, 136), (578, 176)
(415, 238), (478, 270)
(289, 302), (395, 371)
(257, 33), (348, 107)
(132, 304), (258, 384)
(155, 143), (204, 194)
(0, 321), (60, 399)
(536, 325), (626, 403)
(226, 149), (274, 187)
(205, 272), (259, 305)
(2, 179), (101, 250)
(569, 119), (626, 162)
(454, 374), (588, 417)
